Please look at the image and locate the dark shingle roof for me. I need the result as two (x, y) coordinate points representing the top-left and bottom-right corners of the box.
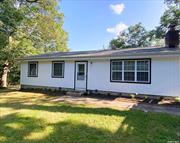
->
(21, 46), (180, 60)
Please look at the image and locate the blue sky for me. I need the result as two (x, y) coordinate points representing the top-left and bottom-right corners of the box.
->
(60, 0), (166, 51)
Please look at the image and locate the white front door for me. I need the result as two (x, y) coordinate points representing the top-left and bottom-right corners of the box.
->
(75, 62), (87, 90)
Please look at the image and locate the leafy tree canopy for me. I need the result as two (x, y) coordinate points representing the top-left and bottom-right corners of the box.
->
(0, 0), (68, 87)
(109, 23), (154, 49)
(164, 0), (180, 5)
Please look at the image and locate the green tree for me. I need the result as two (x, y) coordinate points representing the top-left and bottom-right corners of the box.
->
(109, 32), (127, 49)
(164, 0), (180, 5)
(0, 0), (68, 87)
(153, 1), (180, 38)
(0, 0), (24, 87)
(109, 23), (150, 49)
(161, 6), (179, 27)
(19, 0), (68, 52)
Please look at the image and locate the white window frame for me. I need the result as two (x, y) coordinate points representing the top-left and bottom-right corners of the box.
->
(52, 61), (64, 78)
(110, 59), (151, 84)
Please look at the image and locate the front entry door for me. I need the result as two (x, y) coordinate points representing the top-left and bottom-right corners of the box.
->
(75, 62), (87, 90)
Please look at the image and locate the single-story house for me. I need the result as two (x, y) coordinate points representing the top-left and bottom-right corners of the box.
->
(20, 26), (180, 97)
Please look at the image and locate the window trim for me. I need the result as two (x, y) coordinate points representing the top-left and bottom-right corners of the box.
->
(110, 59), (151, 84)
(28, 61), (38, 77)
(51, 61), (65, 78)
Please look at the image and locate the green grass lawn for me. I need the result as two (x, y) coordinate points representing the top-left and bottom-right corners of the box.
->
(0, 89), (180, 143)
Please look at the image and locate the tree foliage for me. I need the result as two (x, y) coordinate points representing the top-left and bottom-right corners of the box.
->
(109, 23), (153, 49)
(156, 6), (180, 38)
(164, 0), (180, 5)
(0, 0), (68, 86)
(152, 0), (180, 38)
(19, 0), (68, 52)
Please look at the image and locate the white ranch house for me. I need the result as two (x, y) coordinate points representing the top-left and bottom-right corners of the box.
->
(20, 27), (180, 97)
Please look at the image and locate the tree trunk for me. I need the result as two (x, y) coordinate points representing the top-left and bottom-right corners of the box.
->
(1, 61), (9, 88)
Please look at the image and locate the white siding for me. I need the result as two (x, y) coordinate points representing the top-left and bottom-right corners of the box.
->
(21, 61), (75, 89)
(20, 56), (180, 97)
(87, 57), (180, 97)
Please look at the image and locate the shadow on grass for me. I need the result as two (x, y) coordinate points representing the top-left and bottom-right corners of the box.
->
(0, 101), (180, 143)
(0, 102), (128, 116)
(0, 88), (19, 94)
(0, 113), (124, 143)
(0, 113), (47, 143)
(20, 89), (66, 97)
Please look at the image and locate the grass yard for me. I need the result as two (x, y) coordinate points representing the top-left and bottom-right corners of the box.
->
(0, 89), (180, 143)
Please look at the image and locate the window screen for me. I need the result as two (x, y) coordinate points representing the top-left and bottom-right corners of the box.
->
(52, 62), (64, 77)
(124, 61), (135, 81)
(28, 62), (38, 77)
(111, 61), (122, 81)
(137, 60), (149, 82)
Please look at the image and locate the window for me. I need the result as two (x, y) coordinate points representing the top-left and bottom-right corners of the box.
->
(124, 61), (135, 81)
(137, 60), (149, 82)
(52, 61), (64, 78)
(111, 61), (122, 81)
(28, 62), (38, 77)
(77, 64), (85, 80)
(110, 59), (150, 83)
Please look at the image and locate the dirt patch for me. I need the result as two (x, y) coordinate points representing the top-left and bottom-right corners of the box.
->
(17, 89), (180, 115)
(50, 94), (180, 115)
(84, 94), (180, 108)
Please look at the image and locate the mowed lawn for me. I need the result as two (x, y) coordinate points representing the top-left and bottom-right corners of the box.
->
(0, 89), (180, 143)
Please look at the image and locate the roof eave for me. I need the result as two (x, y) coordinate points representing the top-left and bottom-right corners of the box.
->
(19, 52), (180, 62)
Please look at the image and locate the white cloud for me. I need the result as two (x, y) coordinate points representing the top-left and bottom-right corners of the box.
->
(107, 23), (128, 35)
(110, 3), (125, 15)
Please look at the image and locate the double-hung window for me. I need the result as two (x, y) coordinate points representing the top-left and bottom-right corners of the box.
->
(137, 60), (150, 82)
(111, 59), (150, 83)
(52, 61), (64, 78)
(124, 61), (135, 81)
(28, 61), (38, 77)
(111, 61), (122, 81)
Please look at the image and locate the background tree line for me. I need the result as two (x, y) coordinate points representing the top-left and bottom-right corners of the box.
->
(0, 0), (68, 87)
(109, 0), (180, 49)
